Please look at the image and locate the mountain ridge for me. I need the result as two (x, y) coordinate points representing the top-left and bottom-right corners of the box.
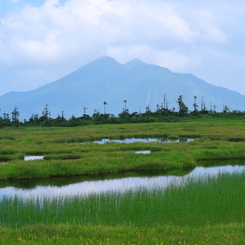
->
(0, 56), (244, 120)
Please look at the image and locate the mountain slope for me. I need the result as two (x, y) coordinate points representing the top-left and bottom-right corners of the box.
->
(0, 56), (244, 120)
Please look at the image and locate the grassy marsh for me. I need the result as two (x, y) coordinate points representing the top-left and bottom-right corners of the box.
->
(2, 172), (245, 228)
(1, 118), (245, 244)
(1, 118), (245, 180)
(1, 171), (245, 244)
(0, 119), (245, 180)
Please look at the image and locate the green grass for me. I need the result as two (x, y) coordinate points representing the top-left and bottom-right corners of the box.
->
(1, 172), (245, 244)
(0, 223), (245, 244)
(0, 150), (195, 179)
(1, 172), (245, 228)
(2, 118), (245, 180)
(2, 119), (245, 243)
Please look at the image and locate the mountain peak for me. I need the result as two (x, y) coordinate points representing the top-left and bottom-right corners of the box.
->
(84, 56), (122, 71)
(91, 56), (119, 66)
(0, 56), (245, 120)
(95, 56), (117, 62)
(124, 58), (147, 69)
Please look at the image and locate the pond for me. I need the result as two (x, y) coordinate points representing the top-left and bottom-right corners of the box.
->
(1, 161), (245, 200)
(24, 156), (44, 161)
(92, 138), (194, 144)
(24, 138), (194, 160)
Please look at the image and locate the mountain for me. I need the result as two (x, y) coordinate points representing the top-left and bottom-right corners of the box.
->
(0, 56), (244, 120)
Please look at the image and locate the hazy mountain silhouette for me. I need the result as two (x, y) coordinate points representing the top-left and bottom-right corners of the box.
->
(0, 56), (244, 120)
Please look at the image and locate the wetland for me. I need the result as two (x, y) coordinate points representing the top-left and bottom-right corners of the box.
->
(1, 163), (244, 200)
(1, 118), (245, 244)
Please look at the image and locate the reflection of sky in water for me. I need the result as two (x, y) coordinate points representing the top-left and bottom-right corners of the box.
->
(24, 156), (44, 161)
(93, 138), (194, 144)
(0, 165), (245, 200)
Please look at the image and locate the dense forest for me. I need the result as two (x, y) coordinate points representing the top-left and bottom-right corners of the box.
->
(0, 95), (244, 128)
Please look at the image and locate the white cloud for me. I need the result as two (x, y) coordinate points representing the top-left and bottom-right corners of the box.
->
(0, 0), (226, 69)
(107, 45), (201, 71)
(0, 0), (245, 95)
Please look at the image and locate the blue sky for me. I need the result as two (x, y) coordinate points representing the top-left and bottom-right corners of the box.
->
(1, 0), (245, 96)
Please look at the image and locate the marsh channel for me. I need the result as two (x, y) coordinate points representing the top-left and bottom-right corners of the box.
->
(1, 160), (245, 201)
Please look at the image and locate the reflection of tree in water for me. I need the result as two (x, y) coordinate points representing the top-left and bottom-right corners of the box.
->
(179, 138), (188, 143)
(0, 168), (193, 190)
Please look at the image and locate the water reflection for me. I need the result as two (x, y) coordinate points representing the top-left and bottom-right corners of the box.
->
(24, 156), (44, 161)
(135, 150), (151, 154)
(93, 138), (194, 144)
(1, 163), (245, 200)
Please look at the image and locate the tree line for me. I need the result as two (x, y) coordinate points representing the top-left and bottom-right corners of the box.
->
(0, 95), (244, 128)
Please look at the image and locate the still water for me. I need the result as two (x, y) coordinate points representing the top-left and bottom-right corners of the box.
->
(93, 138), (194, 144)
(1, 163), (244, 200)
(23, 138), (194, 161)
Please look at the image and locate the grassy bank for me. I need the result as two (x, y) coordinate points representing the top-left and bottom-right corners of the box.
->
(1, 118), (245, 180)
(1, 223), (245, 244)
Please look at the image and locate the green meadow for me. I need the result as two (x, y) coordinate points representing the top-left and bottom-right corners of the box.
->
(1, 118), (245, 244)
(0, 118), (245, 180)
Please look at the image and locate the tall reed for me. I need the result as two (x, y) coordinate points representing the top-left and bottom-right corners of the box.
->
(1, 171), (245, 228)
